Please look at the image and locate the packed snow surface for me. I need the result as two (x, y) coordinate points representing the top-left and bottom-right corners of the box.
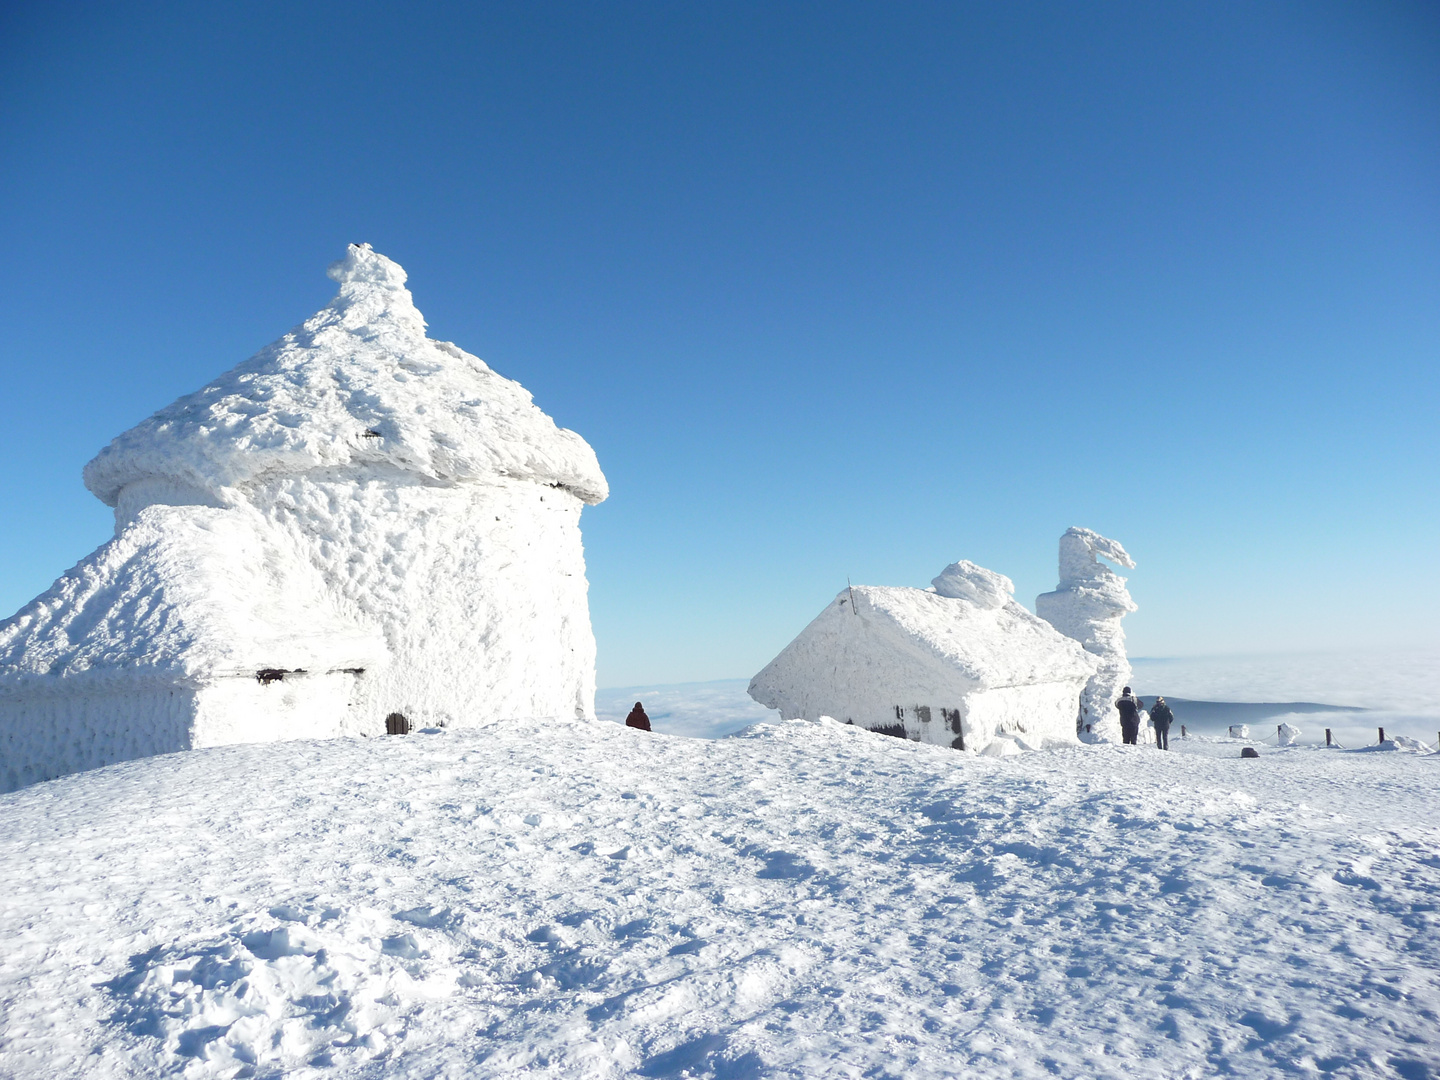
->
(3, 717), (1438, 1079)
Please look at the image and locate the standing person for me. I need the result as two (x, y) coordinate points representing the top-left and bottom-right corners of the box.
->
(1115, 687), (1141, 745)
(1150, 696), (1175, 750)
(625, 701), (651, 731)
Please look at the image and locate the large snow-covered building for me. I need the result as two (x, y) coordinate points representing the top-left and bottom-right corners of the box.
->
(748, 559), (1096, 754)
(1035, 527), (1137, 741)
(0, 244), (608, 793)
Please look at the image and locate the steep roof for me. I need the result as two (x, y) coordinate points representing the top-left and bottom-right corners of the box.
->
(83, 245), (608, 507)
(857, 586), (1094, 687)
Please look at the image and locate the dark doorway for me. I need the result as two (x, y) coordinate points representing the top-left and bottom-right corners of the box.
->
(385, 712), (411, 735)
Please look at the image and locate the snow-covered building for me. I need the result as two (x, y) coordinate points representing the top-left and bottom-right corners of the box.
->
(0, 244), (608, 793)
(1035, 527), (1136, 741)
(748, 559), (1096, 754)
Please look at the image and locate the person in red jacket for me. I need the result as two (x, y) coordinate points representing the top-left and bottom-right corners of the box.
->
(625, 702), (651, 731)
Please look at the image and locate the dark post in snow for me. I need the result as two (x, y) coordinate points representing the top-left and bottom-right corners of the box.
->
(1180, 725), (1186, 739)
(1325, 728), (1332, 747)
(1379, 727), (1386, 745)
(1277, 724), (1282, 742)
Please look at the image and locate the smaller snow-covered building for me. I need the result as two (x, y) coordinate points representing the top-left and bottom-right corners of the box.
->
(748, 560), (1096, 754)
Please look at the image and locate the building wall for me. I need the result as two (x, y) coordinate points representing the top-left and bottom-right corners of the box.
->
(0, 683), (198, 793)
(881, 682), (1084, 750)
(192, 670), (365, 747)
(245, 472), (598, 732)
(0, 470), (600, 792)
(964, 681), (1088, 749)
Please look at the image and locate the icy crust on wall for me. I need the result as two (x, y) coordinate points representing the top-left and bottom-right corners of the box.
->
(1035, 527), (1137, 742)
(0, 688), (196, 794)
(239, 473), (599, 729)
(749, 574), (1095, 754)
(0, 503), (384, 687)
(83, 244), (608, 509)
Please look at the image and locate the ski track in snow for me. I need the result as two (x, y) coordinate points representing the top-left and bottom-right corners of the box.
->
(2, 719), (1438, 1079)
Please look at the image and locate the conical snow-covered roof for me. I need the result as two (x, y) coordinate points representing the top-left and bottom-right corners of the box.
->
(83, 245), (608, 506)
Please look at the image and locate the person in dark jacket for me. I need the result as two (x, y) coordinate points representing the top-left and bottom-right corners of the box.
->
(1150, 696), (1175, 750)
(1115, 687), (1141, 745)
(625, 701), (651, 731)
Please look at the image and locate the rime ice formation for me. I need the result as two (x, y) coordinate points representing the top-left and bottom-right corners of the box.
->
(748, 559), (1095, 754)
(1035, 527), (1137, 742)
(0, 244), (607, 793)
(930, 559), (1013, 609)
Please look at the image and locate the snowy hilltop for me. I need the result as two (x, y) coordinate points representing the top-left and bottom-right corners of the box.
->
(1036, 527), (1137, 741)
(0, 245), (607, 793)
(1, 718), (1436, 1078)
(749, 557), (1096, 754)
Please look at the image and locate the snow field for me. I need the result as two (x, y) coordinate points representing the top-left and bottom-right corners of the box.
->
(1, 718), (1438, 1078)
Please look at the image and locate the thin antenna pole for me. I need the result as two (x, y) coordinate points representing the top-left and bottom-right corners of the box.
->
(847, 576), (858, 615)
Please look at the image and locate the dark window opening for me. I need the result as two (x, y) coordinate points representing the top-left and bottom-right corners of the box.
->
(894, 705), (904, 721)
(386, 712), (411, 735)
(914, 705), (932, 723)
(256, 668), (305, 685)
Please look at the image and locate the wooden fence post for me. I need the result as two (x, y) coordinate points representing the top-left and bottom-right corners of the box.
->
(1325, 728), (1331, 746)
(1378, 727), (1386, 744)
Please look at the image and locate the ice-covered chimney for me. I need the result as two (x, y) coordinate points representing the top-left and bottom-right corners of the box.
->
(932, 560), (1013, 609)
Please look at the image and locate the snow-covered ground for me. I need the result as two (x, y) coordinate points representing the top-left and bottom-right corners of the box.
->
(1130, 650), (1440, 751)
(601, 648), (1440, 749)
(3, 715), (1438, 1079)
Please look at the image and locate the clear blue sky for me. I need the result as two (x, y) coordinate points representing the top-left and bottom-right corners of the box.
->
(1, 2), (1436, 686)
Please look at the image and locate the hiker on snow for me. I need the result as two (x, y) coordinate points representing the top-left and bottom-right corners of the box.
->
(1115, 687), (1141, 745)
(1150, 696), (1175, 750)
(625, 702), (651, 731)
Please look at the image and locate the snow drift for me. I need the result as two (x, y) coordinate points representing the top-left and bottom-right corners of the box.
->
(0, 244), (607, 793)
